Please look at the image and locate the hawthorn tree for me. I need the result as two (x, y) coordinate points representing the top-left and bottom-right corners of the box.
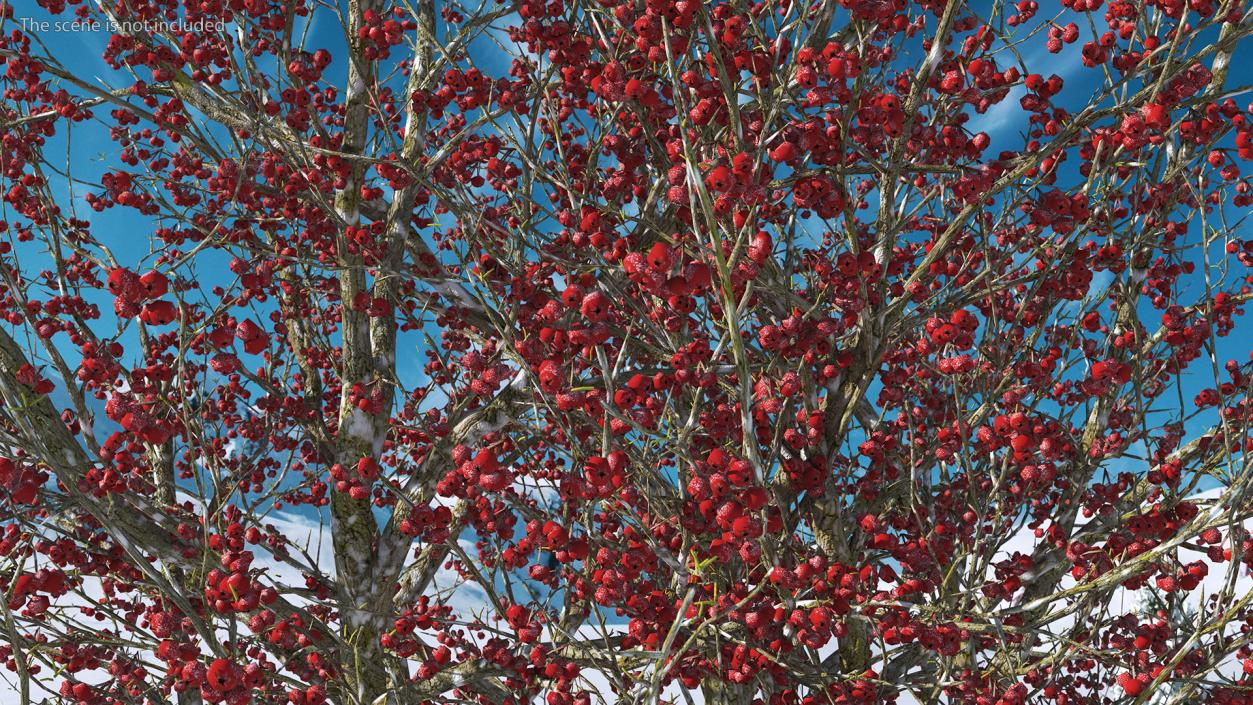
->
(0, 0), (1252, 703)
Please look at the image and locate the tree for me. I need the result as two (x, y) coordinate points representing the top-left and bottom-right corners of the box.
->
(0, 0), (1251, 703)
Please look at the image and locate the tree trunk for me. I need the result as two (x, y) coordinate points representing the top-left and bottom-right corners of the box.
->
(327, 0), (392, 701)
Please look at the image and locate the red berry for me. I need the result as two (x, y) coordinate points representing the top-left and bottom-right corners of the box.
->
(580, 291), (608, 321)
(749, 231), (773, 264)
(474, 449), (499, 472)
(139, 270), (169, 298)
(1117, 673), (1145, 696)
(206, 658), (240, 691)
(139, 300), (177, 326)
(705, 165), (733, 192)
(357, 457), (380, 480)
(647, 242), (672, 271)
(236, 320), (269, 354)
(770, 142), (797, 161)
(931, 324), (956, 344)
(107, 267), (137, 296)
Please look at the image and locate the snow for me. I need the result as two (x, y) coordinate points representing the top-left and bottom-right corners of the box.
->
(344, 406), (376, 442)
(4, 488), (1252, 704)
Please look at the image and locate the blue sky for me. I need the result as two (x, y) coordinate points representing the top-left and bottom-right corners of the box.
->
(3, 4), (1253, 704)
(9, 0), (1253, 579)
